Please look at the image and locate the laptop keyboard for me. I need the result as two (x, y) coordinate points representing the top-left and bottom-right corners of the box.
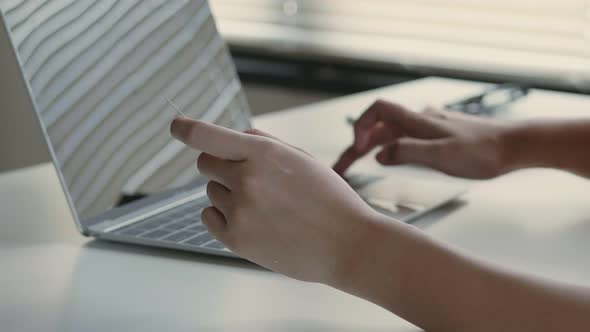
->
(112, 200), (227, 251)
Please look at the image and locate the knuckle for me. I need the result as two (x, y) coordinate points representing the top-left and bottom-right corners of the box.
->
(200, 206), (215, 222)
(227, 205), (248, 224)
(252, 137), (283, 161)
(368, 99), (408, 123)
(222, 233), (240, 252)
(245, 128), (262, 136)
(394, 105), (412, 120)
(372, 99), (389, 109)
(255, 137), (278, 154)
(236, 173), (258, 194)
(362, 99), (389, 120)
(206, 181), (216, 196)
(196, 152), (208, 171)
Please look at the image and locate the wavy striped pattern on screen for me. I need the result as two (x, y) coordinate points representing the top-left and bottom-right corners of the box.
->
(2, 0), (251, 219)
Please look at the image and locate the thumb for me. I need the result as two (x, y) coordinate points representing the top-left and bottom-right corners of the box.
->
(376, 137), (447, 169)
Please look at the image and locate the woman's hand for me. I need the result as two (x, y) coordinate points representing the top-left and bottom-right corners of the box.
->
(170, 118), (381, 284)
(170, 116), (590, 332)
(333, 100), (516, 179)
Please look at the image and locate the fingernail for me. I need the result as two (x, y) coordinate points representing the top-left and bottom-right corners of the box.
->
(170, 118), (190, 141)
(376, 147), (394, 163)
(170, 118), (180, 138)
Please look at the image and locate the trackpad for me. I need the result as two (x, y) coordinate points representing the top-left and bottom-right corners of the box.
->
(353, 174), (468, 222)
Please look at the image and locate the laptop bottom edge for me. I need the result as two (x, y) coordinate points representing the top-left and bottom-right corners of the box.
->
(91, 231), (239, 259)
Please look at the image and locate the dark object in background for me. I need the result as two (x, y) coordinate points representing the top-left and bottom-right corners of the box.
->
(232, 50), (421, 95)
(445, 84), (530, 116)
(117, 193), (148, 207)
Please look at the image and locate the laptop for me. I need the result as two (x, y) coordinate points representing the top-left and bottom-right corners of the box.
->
(0, 1), (466, 258)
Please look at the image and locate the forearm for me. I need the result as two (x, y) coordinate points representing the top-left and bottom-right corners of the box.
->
(505, 119), (590, 177)
(331, 214), (590, 331)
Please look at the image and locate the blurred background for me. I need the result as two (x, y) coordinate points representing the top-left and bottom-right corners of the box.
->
(1, 0), (590, 172)
(208, 0), (590, 114)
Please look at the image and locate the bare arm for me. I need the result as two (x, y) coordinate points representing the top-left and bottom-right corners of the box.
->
(335, 215), (590, 331)
(333, 100), (590, 179)
(507, 119), (590, 178)
(170, 117), (590, 332)
(329, 101), (590, 330)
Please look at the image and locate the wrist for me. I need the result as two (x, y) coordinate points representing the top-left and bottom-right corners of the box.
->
(326, 210), (378, 288)
(501, 120), (552, 172)
(327, 210), (415, 306)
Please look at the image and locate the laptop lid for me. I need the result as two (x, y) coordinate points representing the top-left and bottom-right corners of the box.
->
(1, 0), (251, 233)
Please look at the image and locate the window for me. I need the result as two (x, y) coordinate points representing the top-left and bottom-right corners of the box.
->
(210, 0), (590, 91)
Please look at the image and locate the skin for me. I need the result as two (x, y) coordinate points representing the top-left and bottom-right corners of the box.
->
(333, 100), (590, 179)
(170, 100), (590, 331)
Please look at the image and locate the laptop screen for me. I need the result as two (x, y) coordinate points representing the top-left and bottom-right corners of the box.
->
(3, 0), (250, 221)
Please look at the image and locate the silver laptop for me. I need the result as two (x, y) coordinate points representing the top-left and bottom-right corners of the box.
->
(0, 0), (466, 259)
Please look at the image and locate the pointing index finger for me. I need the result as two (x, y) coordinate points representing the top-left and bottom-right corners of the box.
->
(354, 100), (444, 151)
(170, 118), (250, 161)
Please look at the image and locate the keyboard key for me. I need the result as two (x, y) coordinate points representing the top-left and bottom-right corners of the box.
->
(185, 224), (206, 232)
(140, 229), (170, 240)
(132, 224), (153, 231)
(127, 220), (148, 229)
(163, 231), (197, 242)
(137, 220), (165, 229)
(183, 211), (201, 218)
(161, 221), (187, 231)
(116, 227), (147, 236)
(205, 241), (225, 250)
(185, 232), (214, 246)
(177, 218), (197, 226)
(109, 200), (209, 240)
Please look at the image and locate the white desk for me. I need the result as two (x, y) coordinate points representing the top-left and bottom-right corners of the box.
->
(2, 77), (590, 332)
